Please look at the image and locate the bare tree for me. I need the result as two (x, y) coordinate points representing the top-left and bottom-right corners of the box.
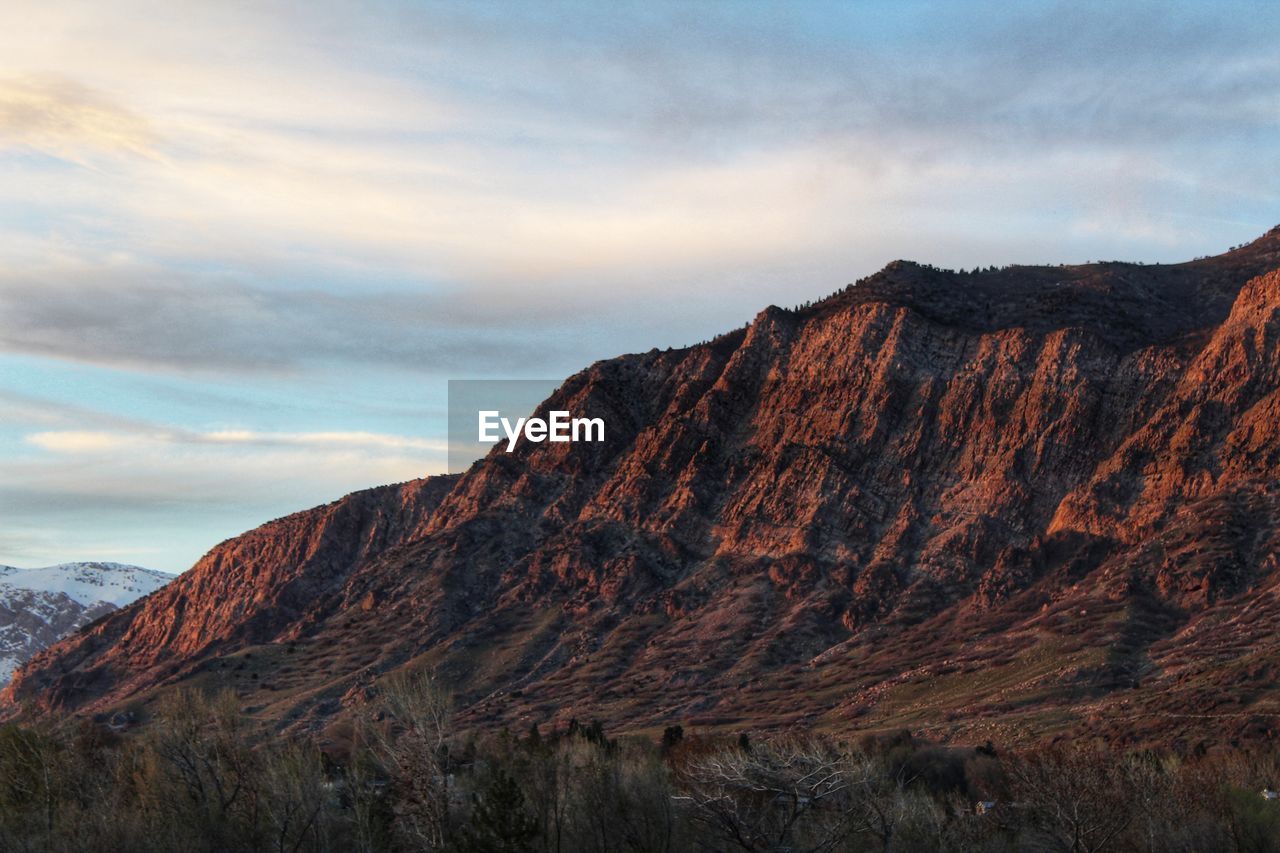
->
(1010, 745), (1135, 853)
(367, 670), (454, 851)
(144, 687), (261, 850)
(260, 741), (331, 853)
(675, 739), (852, 853)
(524, 739), (573, 853)
(842, 753), (945, 852)
(552, 738), (679, 853)
(0, 725), (60, 843)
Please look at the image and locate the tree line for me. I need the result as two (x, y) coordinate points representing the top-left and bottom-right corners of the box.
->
(2, 674), (1280, 852)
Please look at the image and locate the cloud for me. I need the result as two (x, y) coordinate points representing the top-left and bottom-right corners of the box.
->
(2, 391), (445, 527)
(0, 260), (583, 374)
(0, 2), (1274, 383)
(24, 427), (447, 454)
(0, 539), (164, 566)
(1, 412), (448, 571)
(2, 2), (1272, 283)
(1, 437), (438, 514)
(0, 389), (165, 431)
(0, 75), (156, 161)
(363, 1), (1279, 159)
(24, 430), (134, 453)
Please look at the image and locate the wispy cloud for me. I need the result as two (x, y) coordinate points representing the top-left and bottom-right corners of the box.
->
(0, 75), (156, 161)
(24, 430), (134, 453)
(2, 402), (447, 571)
(25, 427), (447, 454)
(0, 260), (581, 374)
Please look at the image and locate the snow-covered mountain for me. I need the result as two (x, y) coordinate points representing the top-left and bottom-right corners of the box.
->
(0, 562), (172, 683)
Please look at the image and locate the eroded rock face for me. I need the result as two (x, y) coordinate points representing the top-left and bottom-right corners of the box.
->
(10, 229), (1280, 747)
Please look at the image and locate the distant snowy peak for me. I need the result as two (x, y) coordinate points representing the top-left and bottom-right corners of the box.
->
(0, 562), (173, 683)
(0, 562), (173, 609)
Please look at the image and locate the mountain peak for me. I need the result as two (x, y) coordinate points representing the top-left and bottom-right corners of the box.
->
(9, 233), (1280, 747)
(778, 226), (1280, 355)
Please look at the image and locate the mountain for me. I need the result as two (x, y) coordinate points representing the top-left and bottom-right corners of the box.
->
(0, 563), (172, 683)
(8, 229), (1280, 749)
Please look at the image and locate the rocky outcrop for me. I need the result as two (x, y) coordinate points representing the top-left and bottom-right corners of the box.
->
(9, 228), (1280, 748)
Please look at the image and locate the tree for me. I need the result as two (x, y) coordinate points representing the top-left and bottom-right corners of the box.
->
(675, 739), (852, 853)
(0, 724), (60, 843)
(143, 687), (260, 851)
(843, 752), (945, 852)
(457, 767), (539, 853)
(259, 741), (333, 853)
(661, 726), (684, 752)
(367, 670), (454, 851)
(1010, 745), (1137, 853)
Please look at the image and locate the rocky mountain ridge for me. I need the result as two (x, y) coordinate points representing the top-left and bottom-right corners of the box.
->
(9, 228), (1280, 749)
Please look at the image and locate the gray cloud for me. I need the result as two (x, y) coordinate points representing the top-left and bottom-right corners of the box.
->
(0, 389), (164, 431)
(0, 253), (799, 378)
(394, 1), (1279, 160)
(0, 266), (586, 375)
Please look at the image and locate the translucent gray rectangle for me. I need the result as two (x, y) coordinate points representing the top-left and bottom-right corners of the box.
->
(447, 379), (562, 474)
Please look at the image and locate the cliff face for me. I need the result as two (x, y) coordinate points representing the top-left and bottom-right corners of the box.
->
(10, 229), (1280, 747)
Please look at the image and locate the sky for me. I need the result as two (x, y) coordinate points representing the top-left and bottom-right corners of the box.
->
(1, 0), (1278, 572)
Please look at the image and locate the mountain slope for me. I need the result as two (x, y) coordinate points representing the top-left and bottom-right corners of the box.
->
(0, 563), (171, 683)
(9, 229), (1280, 748)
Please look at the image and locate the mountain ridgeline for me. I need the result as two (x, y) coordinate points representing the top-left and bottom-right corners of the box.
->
(9, 229), (1280, 747)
